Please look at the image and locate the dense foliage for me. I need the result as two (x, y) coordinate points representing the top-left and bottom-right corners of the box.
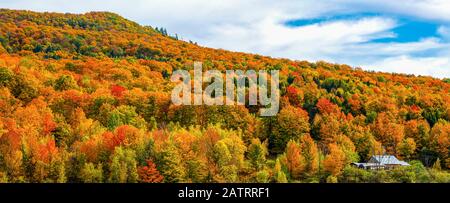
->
(0, 9), (449, 183)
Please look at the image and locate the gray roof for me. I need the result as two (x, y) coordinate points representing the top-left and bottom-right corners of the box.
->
(370, 155), (410, 166)
(352, 163), (382, 167)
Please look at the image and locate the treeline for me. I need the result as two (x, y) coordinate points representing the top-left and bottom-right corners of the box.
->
(0, 9), (449, 183)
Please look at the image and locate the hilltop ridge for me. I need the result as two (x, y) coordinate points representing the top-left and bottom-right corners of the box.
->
(0, 9), (449, 183)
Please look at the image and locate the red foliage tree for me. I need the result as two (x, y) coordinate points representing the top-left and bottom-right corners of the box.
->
(111, 84), (126, 98)
(37, 139), (58, 163)
(137, 160), (164, 183)
(102, 125), (140, 151)
(316, 98), (340, 115)
(286, 86), (302, 106)
(102, 131), (117, 151)
(42, 113), (57, 135)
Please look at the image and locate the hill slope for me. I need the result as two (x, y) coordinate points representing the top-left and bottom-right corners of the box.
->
(0, 9), (449, 183)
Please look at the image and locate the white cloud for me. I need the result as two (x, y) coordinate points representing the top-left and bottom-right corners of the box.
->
(336, 0), (450, 22)
(201, 15), (450, 79)
(343, 38), (445, 57)
(363, 55), (450, 78)
(1, 0), (450, 78)
(204, 16), (398, 60)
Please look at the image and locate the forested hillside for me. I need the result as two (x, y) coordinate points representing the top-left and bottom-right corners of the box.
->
(0, 9), (449, 183)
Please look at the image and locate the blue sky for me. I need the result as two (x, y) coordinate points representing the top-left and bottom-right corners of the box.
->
(0, 0), (450, 78)
(286, 13), (440, 43)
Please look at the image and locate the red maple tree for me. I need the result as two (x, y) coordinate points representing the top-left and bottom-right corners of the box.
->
(111, 84), (126, 98)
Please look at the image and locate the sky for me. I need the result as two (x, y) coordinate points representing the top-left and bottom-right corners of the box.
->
(0, 0), (450, 78)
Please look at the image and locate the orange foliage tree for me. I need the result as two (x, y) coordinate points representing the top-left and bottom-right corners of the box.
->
(137, 160), (164, 183)
(323, 143), (346, 176)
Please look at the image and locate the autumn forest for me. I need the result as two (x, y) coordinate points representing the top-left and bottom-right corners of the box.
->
(0, 9), (449, 183)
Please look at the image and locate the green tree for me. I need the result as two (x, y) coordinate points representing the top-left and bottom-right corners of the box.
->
(391, 167), (416, 183)
(101, 105), (147, 130)
(213, 135), (246, 182)
(0, 67), (13, 86)
(8, 74), (38, 103)
(247, 138), (267, 171)
(80, 163), (103, 183)
(213, 141), (236, 182)
(326, 175), (338, 183)
(340, 166), (372, 183)
(255, 170), (270, 183)
(48, 158), (67, 183)
(109, 147), (138, 183)
(273, 158), (288, 183)
(396, 138), (417, 160)
(154, 143), (185, 183)
(54, 75), (79, 91)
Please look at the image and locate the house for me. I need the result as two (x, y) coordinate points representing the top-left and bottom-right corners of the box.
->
(351, 155), (410, 170)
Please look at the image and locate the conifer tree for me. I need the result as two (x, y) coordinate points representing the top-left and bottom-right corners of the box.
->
(247, 138), (267, 171)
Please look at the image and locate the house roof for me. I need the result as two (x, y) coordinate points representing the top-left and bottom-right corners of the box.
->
(370, 155), (410, 166)
(351, 163), (383, 167)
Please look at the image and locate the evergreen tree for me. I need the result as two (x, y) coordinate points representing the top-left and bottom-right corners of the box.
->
(273, 158), (288, 183)
(247, 138), (267, 171)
